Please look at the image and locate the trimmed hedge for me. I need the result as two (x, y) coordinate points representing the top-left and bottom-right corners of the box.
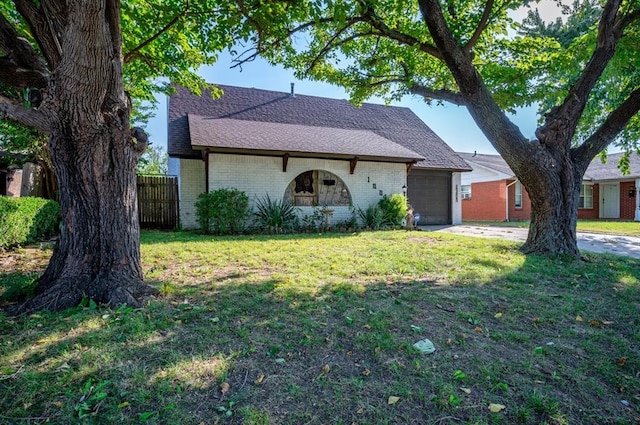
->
(0, 196), (60, 249)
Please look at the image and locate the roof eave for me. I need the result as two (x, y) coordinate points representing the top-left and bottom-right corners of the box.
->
(192, 145), (423, 164)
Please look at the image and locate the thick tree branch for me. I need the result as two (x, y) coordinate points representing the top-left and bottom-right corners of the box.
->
(540, 0), (624, 145)
(574, 87), (640, 171)
(0, 93), (49, 133)
(0, 57), (48, 88)
(418, 0), (529, 163)
(0, 10), (48, 78)
(358, 0), (442, 59)
(13, 0), (63, 68)
(408, 83), (466, 106)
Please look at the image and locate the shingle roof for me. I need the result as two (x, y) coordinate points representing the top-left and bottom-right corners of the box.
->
(457, 152), (515, 176)
(168, 84), (471, 171)
(188, 116), (423, 162)
(457, 151), (640, 181)
(584, 152), (640, 180)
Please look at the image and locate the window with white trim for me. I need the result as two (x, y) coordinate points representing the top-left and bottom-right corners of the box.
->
(514, 181), (523, 209)
(461, 185), (471, 199)
(579, 184), (593, 209)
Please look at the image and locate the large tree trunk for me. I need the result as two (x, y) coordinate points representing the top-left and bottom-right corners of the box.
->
(9, 0), (155, 315)
(515, 147), (582, 256)
(13, 124), (152, 314)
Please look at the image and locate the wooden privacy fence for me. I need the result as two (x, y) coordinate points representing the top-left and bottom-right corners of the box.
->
(137, 175), (179, 229)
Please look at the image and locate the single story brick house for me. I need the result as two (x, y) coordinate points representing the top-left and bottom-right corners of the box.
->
(167, 83), (471, 229)
(458, 151), (640, 221)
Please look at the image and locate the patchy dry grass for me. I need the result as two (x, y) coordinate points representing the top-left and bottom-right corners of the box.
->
(1, 230), (639, 424)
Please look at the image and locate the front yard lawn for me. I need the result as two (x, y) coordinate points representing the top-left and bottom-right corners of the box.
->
(1, 230), (639, 424)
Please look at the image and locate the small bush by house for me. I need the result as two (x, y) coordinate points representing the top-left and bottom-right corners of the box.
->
(195, 188), (250, 234)
(0, 196), (60, 249)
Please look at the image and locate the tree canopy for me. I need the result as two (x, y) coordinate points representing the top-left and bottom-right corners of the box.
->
(235, 0), (640, 153)
(234, 0), (640, 255)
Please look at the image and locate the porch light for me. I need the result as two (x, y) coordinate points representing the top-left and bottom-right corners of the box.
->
(402, 184), (407, 197)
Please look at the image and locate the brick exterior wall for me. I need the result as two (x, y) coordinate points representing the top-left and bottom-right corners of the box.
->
(178, 158), (206, 229)
(175, 153), (409, 229)
(462, 180), (507, 221)
(461, 180), (532, 221)
(620, 181), (637, 219)
(210, 153), (406, 226)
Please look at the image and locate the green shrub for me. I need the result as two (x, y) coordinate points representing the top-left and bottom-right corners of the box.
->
(378, 194), (408, 226)
(253, 194), (299, 233)
(357, 204), (386, 230)
(0, 196), (60, 249)
(195, 188), (250, 234)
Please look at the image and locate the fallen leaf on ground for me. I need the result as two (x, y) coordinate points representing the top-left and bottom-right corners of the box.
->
(321, 364), (330, 374)
(220, 382), (230, 394)
(617, 357), (629, 366)
(576, 315), (583, 322)
(388, 396), (400, 405)
(255, 374), (265, 385)
(494, 312), (503, 318)
(362, 368), (371, 376)
(460, 387), (472, 394)
(489, 403), (506, 413)
(589, 319), (602, 327)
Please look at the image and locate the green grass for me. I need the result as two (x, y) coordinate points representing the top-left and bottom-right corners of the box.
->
(1, 230), (639, 424)
(464, 219), (640, 237)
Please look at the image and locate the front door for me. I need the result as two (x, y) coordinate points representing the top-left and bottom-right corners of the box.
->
(601, 183), (620, 219)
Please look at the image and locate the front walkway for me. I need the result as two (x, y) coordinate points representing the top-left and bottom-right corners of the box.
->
(423, 225), (640, 259)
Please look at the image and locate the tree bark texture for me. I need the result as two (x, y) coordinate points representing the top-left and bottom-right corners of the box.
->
(8, 0), (153, 314)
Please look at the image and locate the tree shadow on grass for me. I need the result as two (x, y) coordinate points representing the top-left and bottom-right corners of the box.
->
(1, 247), (639, 424)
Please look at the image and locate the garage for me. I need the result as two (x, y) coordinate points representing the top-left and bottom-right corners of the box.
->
(407, 169), (452, 225)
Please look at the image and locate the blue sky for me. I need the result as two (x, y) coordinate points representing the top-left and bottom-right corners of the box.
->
(145, 1), (563, 156)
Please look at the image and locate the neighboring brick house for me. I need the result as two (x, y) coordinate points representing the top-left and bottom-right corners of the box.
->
(458, 151), (640, 222)
(457, 152), (532, 221)
(168, 83), (471, 229)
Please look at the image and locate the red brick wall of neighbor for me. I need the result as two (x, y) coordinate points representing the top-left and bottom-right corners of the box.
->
(507, 180), (532, 221)
(620, 181), (637, 219)
(462, 180), (509, 221)
(577, 184), (600, 219)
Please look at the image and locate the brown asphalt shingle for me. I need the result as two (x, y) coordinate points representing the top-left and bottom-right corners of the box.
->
(188, 116), (423, 161)
(168, 84), (471, 171)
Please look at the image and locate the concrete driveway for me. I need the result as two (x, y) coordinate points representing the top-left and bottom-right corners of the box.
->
(423, 225), (640, 259)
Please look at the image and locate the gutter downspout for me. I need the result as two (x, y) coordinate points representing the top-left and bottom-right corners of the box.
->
(505, 179), (517, 222)
(634, 179), (640, 221)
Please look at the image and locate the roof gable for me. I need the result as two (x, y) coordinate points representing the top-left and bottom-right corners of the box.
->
(168, 84), (471, 171)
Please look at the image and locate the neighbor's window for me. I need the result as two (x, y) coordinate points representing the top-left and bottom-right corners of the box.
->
(461, 185), (471, 199)
(284, 170), (351, 206)
(579, 184), (593, 209)
(514, 181), (523, 209)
